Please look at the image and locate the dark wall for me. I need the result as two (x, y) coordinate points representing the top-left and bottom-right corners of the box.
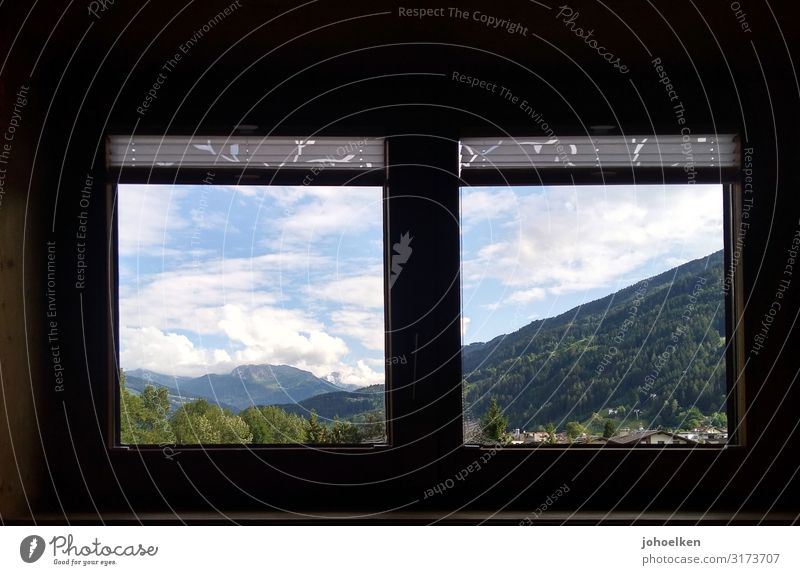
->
(1, 0), (798, 522)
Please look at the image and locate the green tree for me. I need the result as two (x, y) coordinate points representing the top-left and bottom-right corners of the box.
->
(709, 411), (727, 429)
(240, 405), (305, 444)
(304, 411), (329, 443)
(565, 421), (586, 442)
(329, 418), (360, 444)
(119, 370), (175, 444)
(545, 423), (557, 444)
(480, 397), (510, 444)
(603, 419), (617, 439)
(354, 412), (386, 443)
(171, 399), (252, 444)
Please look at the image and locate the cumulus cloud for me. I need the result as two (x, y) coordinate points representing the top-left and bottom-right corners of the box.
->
(329, 309), (385, 352)
(314, 271), (384, 309)
(121, 326), (232, 377)
(462, 184), (723, 304)
(258, 186), (383, 244)
(118, 185), (387, 384)
(118, 184), (188, 256)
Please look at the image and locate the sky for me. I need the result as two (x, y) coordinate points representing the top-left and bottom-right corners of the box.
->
(119, 183), (723, 384)
(461, 184), (724, 345)
(118, 184), (385, 384)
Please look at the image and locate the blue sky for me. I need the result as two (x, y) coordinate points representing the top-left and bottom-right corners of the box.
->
(119, 184), (385, 383)
(461, 184), (724, 345)
(119, 183), (723, 383)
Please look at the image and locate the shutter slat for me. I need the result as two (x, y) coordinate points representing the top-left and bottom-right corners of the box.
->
(107, 135), (384, 169)
(460, 135), (738, 169)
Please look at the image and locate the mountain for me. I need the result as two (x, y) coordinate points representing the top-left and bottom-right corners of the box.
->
(124, 364), (356, 412)
(123, 252), (727, 430)
(463, 250), (728, 431)
(124, 374), (228, 413)
(127, 368), (191, 388)
(274, 384), (385, 420)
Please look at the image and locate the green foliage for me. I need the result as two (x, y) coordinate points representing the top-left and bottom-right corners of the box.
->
(239, 406), (305, 444)
(603, 419), (617, 439)
(329, 417), (361, 443)
(120, 371), (176, 444)
(480, 397), (510, 444)
(304, 411), (329, 443)
(565, 421), (586, 442)
(171, 399), (253, 444)
(120, 370), (385, 445)
(464, 251), (728, 431)
(275, 384), (384, 420)
(545, 423), (557, 444)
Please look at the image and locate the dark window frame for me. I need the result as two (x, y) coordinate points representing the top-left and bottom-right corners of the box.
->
(101, 131), (751, 515)
(458, 142), (745, 450)
(108, 136), (394, 452)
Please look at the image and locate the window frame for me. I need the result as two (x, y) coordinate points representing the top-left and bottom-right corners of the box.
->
(101, 130), (752, 516)
(107, 134), (395, 452)
(458, 134), (745, 451)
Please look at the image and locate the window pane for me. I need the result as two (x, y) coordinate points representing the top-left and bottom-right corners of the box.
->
(461, 185), (729, 446)
(118, 184), (386, 445)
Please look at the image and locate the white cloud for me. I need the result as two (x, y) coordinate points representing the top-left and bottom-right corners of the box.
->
(461, 187), (519, 226)
(219, 304), (350, 373)
(269, 186), (383, 244)
(314, 272), (384, 309)
(329, 309), (385, 352)
(121, 326), (232, 377)
(462, 184), (723, 304)
(118, 185), (188, 256)
(118, 185), (386, 385)
(120, 251), (330, 334)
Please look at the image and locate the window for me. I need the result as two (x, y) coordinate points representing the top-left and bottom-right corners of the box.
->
(108, 133), (742, 454)
(110, 136), (388, 446)
(459, 136), (740, 448)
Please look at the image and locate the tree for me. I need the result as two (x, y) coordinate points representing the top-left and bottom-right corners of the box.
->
(709, 411), (727, 429)
(480, 397), (510, 444)
(240, 406), (305, 444)
(171, 399), (252, 444)
(565, 421), (586, 442)
(119, 370), (175, 444)
(329, 418), (360, 444)
(304, 411), (329, 443)
(545, 423), (557, 444)
(603, 419), (617, 439)
(354, 412), (386, 443)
